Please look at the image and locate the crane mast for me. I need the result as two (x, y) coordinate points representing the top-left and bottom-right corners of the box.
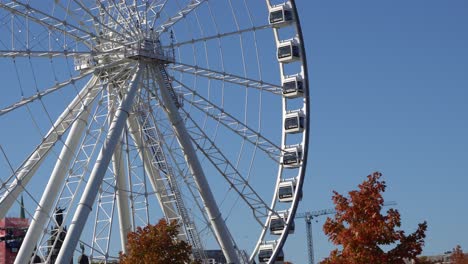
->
(296, 201), (397, 264)
(305, 213), (314, 264)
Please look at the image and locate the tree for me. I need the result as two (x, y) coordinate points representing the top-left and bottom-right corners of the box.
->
(119, 219), (197, 264)
(451, 245), (468, 264)
(320, 172), (427, 264)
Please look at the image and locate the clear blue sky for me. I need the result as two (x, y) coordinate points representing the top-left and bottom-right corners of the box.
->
(288, 0), (468, 262)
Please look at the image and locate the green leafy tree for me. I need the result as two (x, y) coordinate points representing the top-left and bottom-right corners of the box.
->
(119, 219), (199, 264)
(320, 172), (427, 264)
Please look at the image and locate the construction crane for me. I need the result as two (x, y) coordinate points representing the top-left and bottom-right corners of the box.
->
(296, 201), (397, 264)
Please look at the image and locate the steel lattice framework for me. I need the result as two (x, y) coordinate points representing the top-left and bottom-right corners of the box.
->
(0, 0), (309, 263)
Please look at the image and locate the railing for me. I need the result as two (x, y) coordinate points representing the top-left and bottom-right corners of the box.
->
(125, 39), (175, 63)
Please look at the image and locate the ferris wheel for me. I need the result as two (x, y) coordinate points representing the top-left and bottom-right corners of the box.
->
(0, 0), (309, 263)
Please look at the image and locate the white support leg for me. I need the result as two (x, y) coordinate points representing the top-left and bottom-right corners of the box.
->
(56, 67), (142, 264)
(113, 139), (132, 252)
(152, 67), (240, 264)
(106, 83), (133, 253)
(0, 77), (101, 219)
(14, 76), (100, 264)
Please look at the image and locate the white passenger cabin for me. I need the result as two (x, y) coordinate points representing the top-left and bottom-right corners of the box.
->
(269, 2), (293, 28)
(277, 39), (300, 63)
(284, 111), (305, 134)
(281, 145), (302, 168)
(258, 243), (285, 264)
(282, 75), (304, 98)
(269, 211), (295, 235)
(278, 179), (302, 203)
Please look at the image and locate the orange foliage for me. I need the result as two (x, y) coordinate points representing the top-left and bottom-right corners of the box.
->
(320, 172), (427, 264)
(451, 245), (468, 264)
(119, 219), (195, 264)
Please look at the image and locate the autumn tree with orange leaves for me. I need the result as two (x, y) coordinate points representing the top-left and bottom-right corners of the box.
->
(119, 219), (198, 264)
(320, 172), (427, 264)
(451, 245), (468, 264)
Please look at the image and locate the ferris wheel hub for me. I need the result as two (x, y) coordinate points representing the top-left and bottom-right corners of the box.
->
(73, 38), (174, 72)
(125, 38), (174, 63)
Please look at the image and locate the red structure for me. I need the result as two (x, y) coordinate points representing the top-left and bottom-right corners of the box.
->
(0, 217), (29, 264)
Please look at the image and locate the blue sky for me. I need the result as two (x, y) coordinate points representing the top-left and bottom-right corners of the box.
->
(288, 0), (468, 262)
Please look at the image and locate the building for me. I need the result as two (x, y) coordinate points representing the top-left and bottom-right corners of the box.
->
(418, 252), (468, 264)
(203, 250), (227, 264)
(0, 197), (29, 264)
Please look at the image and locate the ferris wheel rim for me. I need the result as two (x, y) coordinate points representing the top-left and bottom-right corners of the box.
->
(259, 0), (311, 263)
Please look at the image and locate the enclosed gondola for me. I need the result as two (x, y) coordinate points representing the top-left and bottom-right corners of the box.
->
(269, 2), (293, 28)
(281, 145), (302, 168)
(278, 179), (302, 203)
(277, 39), (300, 63)
(258, 242), (285, 264)
(284, 111), (305, 134)
(282, 75), (304, 98)
(269, 211), (295, 235)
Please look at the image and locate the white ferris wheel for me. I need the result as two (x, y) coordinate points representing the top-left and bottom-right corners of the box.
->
(0, 0), (309, 263)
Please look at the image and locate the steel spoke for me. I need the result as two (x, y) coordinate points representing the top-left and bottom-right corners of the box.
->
(163, 24), (272, 49)
(0, 59), (131, 116)
(154, 0), (206, 36)
(1, 1), (94, 48)
(181, 107), (277, 225)
(0, 76), (102, 219)
(172, 78), (281, 160)
(0, 71), (91, 116)
(169, 61), (282, 94)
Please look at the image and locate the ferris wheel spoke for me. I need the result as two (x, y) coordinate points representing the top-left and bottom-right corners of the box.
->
(69, 0), (129, 41)
(169, 62), (282, 94)
(0, 70), (92, 116)
(1, 60), (133, 117)
(1, 1), (94, 48)
(6, 0), (128, 47)
(0, 50), (101, 58)
(0, 75), (102, 220)
(154, 0), (206, 36)
(180, 108), (279, 223)
(172, 78), (281, 161)
(148, 0), (169, 29)
(163, 24), (272, 49)
(97, 1), (138, 37)
(52, 1), (103, 40)
(106, 0), (143, 37)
